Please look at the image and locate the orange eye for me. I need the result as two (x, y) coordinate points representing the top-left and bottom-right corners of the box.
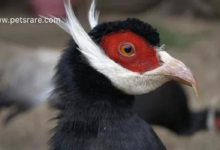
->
(119, 43), (135, 57)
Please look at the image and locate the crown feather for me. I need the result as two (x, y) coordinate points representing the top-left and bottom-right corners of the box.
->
(89, 0), (100, 29)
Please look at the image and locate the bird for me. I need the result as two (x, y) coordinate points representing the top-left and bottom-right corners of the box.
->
(1, 42), (219, 135)
(48, 0), (199, 149)
(135, 80), (220, 135)
(1, 42), (220, 136)
(0, 43), (59, 124)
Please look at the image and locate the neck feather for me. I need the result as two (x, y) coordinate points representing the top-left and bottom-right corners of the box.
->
(54, 40), (135, 117)
(50, 40), (165, 150)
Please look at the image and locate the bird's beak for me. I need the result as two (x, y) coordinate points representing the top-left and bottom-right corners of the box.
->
(156, 51), (199, 97)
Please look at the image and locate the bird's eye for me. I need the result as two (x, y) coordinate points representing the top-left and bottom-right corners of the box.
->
(119, 43), (135, 57)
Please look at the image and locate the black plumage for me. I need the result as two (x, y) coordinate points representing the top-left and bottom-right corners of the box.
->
(51, 19), (166, 150)
(90, 18), (160, 46)
(0, 42), (218, 136)
(135, 81), (220, 135)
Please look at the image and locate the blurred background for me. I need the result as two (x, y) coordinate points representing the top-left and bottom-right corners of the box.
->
(0, 0), (220, 150)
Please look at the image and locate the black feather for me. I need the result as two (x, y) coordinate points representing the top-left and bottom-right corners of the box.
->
(51, 23), (165, 149)
(135, 81), (208, 135)
(89, 18), (160, 47)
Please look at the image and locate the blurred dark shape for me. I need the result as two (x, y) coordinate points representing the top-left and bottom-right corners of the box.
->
(96, 0), (220, 19)
(190, 0), (220, 18)
(1, 0), (219, 19)
(160, 0), (191, 15)
(135, 81), (220, 135)
(97, 0), (162, 13)
(163, 0), (220, 19)
(0, 42), (59, 124)
(0, 1), (8, 9)
(0, 0), (28, 11)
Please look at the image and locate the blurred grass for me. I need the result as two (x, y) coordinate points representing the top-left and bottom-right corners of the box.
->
(151, 23), (211, 49)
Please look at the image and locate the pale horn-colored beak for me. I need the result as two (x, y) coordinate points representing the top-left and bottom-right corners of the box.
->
(157, 51), (199, 97)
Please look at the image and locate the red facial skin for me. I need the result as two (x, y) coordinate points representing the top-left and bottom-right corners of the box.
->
(100, 30), (160, 73)
(215, 117), (220, 130)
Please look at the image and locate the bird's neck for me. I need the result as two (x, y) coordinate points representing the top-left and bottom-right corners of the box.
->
(51, 41), (165, 150)
(55, 40), (135, 117)
(56, 55), (136, 122)
(52, 60), (138, 150)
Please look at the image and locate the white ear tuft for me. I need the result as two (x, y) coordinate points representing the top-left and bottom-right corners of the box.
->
(41, 0), (120, 75)
(41, 0), (170, 95)
(89, 0), (100, 29)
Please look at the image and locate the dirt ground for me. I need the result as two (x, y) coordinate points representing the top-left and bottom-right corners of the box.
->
(0, 8), (220, 150)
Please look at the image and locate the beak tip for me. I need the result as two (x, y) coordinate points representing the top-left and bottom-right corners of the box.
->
(192, 83), (200, 98)
(157, 51), (199, 98)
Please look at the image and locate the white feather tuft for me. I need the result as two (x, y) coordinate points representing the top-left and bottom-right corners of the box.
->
(89, 0), (100, 29)
(43, 0), (169, 95)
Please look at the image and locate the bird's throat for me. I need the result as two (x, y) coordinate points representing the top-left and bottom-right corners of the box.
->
(51, 40), (165, 150)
